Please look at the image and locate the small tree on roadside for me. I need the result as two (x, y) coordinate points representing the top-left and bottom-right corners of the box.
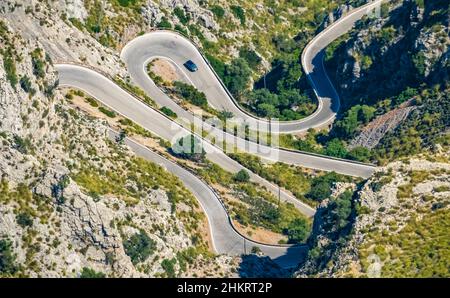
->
(234, 169), (250, 182)
(171, 134), (206, 162)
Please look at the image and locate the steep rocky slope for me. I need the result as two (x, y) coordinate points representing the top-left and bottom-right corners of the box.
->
(314, 0), (450, 163)
(295, 148), (450, 277)
(328, 0), (449, 107)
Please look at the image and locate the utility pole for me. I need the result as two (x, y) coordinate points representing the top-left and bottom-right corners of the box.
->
(278, 184), (281, 208)
(263, 70), (267, 89)
(243, 238), (247, 255)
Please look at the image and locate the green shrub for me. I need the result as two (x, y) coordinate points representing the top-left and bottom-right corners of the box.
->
(158, 17), (172, 29)
(329, 190), (353, 229)
(377, 208), (449, 277)
(116, 0), (139, 7)
(69, 17), (84, 31)
(324, 138), (348, 158)
(173, 7), (190, 25)
(210, 5), (225, 19)
(98, 106), (116, 118)
(85, 97), (99, 107)
(20, 76), (35, 95)
(230, 5), (245, 25)
(0, 239), (19, 276)
(347, 146), (372, 162)
(16, 212), (33, 228)
(234, 169), (250, 183)
(433, 185), (450, 193)
(173, 81), (208, 107)
(361, 55), (373, 70)
(412, 52), (427, 76)
(174, 24), (188, 36)
(283, 218), (310, 243)
(161, 258), (177, 278)
(307, 172), (343, 202)
(251, 246), (262, 254)
(239, 48), (261, 69)
(123, 230), (156, 265)
(31, 48), (46, 79)
(222, 58), (251, 98)
(13, 135), (33, 155)
(3, 51), (18, 88)
(79, 267), (105, 278)
(205, 53), (226, 79)
(333, 105), (376, 139)
(160, 106), (177, 118)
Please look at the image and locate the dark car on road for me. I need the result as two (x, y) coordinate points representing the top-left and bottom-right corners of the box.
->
(183, 60), (198, 72)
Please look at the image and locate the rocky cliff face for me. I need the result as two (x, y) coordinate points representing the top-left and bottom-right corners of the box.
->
(328, 0), (449, 108)
(295, 149), (450, 277)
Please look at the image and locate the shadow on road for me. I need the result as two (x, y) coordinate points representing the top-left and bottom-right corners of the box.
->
(237, 245), (309, 278)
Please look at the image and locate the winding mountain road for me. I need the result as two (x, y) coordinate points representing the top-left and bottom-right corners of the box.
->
(121, 0), (385, 134)
(55, 1), (384, 268)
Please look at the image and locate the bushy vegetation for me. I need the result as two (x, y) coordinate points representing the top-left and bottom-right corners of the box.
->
(222, 58), (252, 96)
(359, 206), (449, 277)
(172, 81), (208, 108)
(327, 0), (449, 120)
(201, 1), (371, 121)
(13, 135), (34, 155)
(198, 161), (311, 243)
(283, 87), (446, 165)
(20, 76), (36, 95)
(230, 5), (246, 25)
(333, 105), (376, 139)
(307, 172), (348, 202)
(123, 230), (156, 265)
(2, 50), (18, 88)
(233, 169), (250, 183)
(210, 5), (225, 19)
(98, 106), (116, 118)
(279, 127), (372, 162)
(229, 152), (353, 206)
(113, 76), (156, 108)
(73, 155), (200, 224)
(283, 218), (310, 244)
(16, 212), (33, 228)
(161, 258), (177, 278)
(173, 7), (190, 25)
(79, 267), (106, 278)
(158, 17), (173, 29)
(69, 0), (145, 47)
(375, 87), (450, 163)
(116, 0), (141, 8)
(160, 106), (177, 118)
(171, 134), (206, 162)
(229, 153), (313, 205)
(0, 22), (18, 89)
(0, 238), (19, 276)
(30, 48), (46, 79)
